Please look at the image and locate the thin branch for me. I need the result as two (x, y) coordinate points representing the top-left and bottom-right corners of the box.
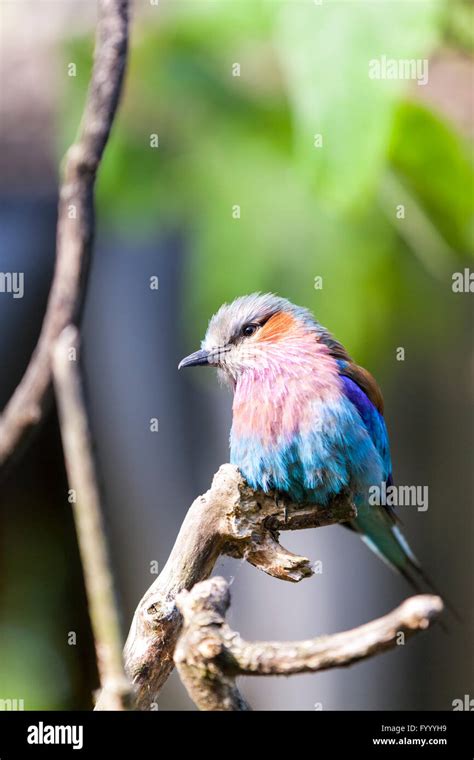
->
(117, 465), (356, 710)
(0, 0), (130, 467)
(52, 326), (132, 711)
(174, 577), (444, 711)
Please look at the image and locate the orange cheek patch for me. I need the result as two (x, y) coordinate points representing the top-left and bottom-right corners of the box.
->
(256, 311), (296, 342)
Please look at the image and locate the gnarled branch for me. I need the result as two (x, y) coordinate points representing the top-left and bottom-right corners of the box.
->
(174, 577), (444, 711)
(118, 465), (356, 710)
(0, 0), (130, 467)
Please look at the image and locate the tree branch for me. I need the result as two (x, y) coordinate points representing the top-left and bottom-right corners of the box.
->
(119, 465), (356, 710)
(0, 0), (130, 468)
(174, 577), (444, 711)
(52, 326), (132, 710)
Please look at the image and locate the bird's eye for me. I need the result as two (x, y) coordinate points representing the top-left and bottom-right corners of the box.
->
(242, 323), (258, 338)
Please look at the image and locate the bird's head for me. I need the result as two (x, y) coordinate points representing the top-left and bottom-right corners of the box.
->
(178, 293), (320, 385)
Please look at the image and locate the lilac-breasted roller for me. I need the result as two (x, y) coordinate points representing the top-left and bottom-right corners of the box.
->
(179, 292), (440, 596)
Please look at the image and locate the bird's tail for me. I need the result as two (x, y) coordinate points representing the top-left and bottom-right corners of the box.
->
(353, 504), (461, 623)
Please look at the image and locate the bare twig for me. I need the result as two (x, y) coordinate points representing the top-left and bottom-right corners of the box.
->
(0, 0), (130, 467)
(52, 326), (132, 711)
(174, 577), (444, 711)
(118, 465), (356, 710)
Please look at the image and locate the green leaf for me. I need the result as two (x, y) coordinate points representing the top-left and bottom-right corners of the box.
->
(276, 0), (442, 209)
(389, 100), (474, 254)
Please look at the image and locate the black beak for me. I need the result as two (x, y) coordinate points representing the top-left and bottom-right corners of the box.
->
(178, 349), (210, 369)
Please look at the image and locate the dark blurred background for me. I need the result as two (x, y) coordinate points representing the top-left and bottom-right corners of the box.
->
(0, 0), (472, 710)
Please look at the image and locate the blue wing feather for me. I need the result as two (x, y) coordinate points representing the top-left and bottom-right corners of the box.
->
(338, 371), (392, 484)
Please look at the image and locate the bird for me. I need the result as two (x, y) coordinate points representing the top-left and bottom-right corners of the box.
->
(178, 292), (447, 603)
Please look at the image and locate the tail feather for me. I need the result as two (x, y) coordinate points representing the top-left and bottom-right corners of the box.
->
(405, 555), (462, 623)
(392, 525), (462, 621)
(353, 510), (461, 624)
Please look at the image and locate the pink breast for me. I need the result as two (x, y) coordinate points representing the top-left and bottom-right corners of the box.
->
(232, 342), (341, 446)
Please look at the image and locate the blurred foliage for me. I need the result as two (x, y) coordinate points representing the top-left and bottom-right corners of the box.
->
(0, 476), (92, 709)
(59, 0), (473, 362)
(4, 0), (469, 712)
(443, 0), (474, 53)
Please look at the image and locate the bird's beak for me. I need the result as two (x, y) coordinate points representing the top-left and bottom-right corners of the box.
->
(178, 348), (210, 370)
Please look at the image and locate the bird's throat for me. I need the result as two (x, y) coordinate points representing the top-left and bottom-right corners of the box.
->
(231, 352), (340, 446)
